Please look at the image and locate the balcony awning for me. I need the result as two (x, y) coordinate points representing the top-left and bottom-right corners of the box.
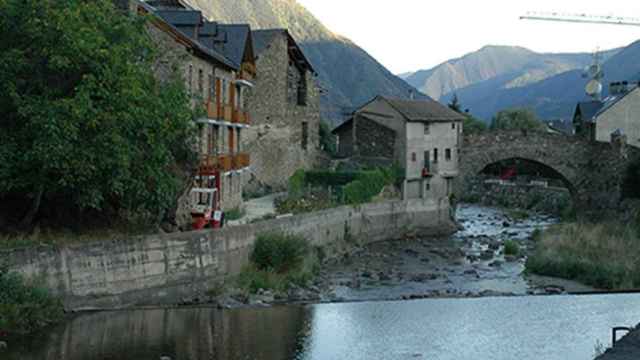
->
(234, 79), (254, 88)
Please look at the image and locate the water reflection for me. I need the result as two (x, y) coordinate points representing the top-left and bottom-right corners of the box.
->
(8, 306), (308, 360)
(7, 294), (640, 360)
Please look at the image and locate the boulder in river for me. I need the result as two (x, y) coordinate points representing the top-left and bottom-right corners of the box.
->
(480, 250), (494, 261)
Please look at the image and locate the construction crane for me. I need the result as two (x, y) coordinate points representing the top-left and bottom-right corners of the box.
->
(520, 12), (640, 27)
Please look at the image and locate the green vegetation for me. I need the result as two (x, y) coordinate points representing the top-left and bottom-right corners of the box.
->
(623, 157), (640, 199)
(278, 166), (401, 214)
(503, 240), (520, 256)
(490, 108), (545, 131)
(224, 208), (245, 221)
(526, 222), (640, 289)
(319, 120), (337, 156)
(238, 233), (319, 293)
(0, 0), (197, 231)
(0, 266), (64, 335)
(507, 209), (529, 221)
(448, 93), (488, 135)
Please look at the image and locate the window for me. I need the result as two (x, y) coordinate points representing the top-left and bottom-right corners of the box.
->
(452, 123), (456, 130)
(424, 124), (430, 135)
(424, 151), (430, 171)
(236, 86), (242, 110)
(411, 152), (417, 162)
(208, 74), (214, 100)
(237, 128), (242, 153)
(222, 79), (228, 105)
(433, 148), (438, 163)
(298, 71), (307, 106)
(188, 65), (193, 94)
(228, 127), (235, 153)
(208, 125), (219, 155)
(302, 122), (309, 150)
(425, 180), (430, 191)
(445, 148), (452, 161)
(198, 69), (204, 97)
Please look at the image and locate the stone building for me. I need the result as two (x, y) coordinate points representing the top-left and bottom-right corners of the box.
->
(133, 1), (255, 227)
(243, 29), (321, 191)
(332, 96), (465, 201)
(574, 82), (640, 148)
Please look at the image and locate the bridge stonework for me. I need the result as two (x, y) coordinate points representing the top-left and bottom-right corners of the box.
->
(458, 130), (640, 217)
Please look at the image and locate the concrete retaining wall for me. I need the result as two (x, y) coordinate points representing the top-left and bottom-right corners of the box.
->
(1, 199), (454, 310)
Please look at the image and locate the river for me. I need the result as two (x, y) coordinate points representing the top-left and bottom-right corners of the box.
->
(4, 204), (638, 359)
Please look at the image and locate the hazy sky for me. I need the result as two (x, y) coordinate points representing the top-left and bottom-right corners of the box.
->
(296, 0), (640, 74)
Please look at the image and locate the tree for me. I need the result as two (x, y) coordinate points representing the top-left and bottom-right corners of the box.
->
(490, 109), (545, 131)
(463, 114), (488, 135)
(448, 93), (462, 113)
(0, 0), (198, 228)
(318, 120), (336, 156)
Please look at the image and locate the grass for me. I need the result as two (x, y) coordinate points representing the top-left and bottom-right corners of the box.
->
(503, 240), (520, 256)
(237, 233), (320, 294)
(526, 222), (640, 290)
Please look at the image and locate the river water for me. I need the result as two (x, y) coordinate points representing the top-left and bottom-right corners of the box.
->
(5, 205), (639, 359)
(6, 294), (640, 360)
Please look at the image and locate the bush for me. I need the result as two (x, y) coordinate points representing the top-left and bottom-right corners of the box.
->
(503, 240), (520, 256)
(343, 170), (387, 205)
(288, 169), (306, 199)
(304, 171), (358, 187)
(0, 266), (63, 335)
(250, 233), (310, 273)
(319, 121), (337, 156)
(224, 207), (245, 221)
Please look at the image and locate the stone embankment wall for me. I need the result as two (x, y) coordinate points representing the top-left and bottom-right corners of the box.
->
(462, 177), (571, 215)
(1, 199), (454, 310)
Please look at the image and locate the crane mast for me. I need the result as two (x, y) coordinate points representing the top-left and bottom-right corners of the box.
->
(520, 12), (640, 27)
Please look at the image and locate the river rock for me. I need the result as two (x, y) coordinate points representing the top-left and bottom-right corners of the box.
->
(410, 273), (439, 282)
(503, 221), (511, 227)
(0, 341), (7, 351)
(544, 285), (565, 295)
(378, 271), (392, 281)
(480, 250), (494, 261)
(466, 254), (479, 263)
(489, 260), (503, 268)
(463, 269), (480, 278)
(505, 255), (518, 263)
(404, 249), (420, 257)
(488, 242), (501, 251)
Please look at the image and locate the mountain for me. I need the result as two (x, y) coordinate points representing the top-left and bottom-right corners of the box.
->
(181, 0), (423, 124)
(452, 41), (640, 121)
(404, 45), (615, 102)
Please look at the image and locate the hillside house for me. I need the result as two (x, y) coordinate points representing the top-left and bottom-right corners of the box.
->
(573, 82), (640, 148)
(132, 1), (255, 227)
(332, 96), (465, 201)
(243, 29), (321, 190)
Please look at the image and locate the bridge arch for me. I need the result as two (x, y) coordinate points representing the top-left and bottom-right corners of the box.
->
(458, 130), (640, 217)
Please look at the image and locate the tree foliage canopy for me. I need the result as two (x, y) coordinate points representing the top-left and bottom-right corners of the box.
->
(490, 108), (545, 131)
(0, 0), (197, 227)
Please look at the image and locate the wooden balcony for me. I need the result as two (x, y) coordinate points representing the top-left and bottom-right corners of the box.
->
(206, 100), (219, 119)
(232, 110), (250, 124)
(234, 153), (250, 169)
(240, 62), (256, 79)
(218, 154), (233, 172)
(198, 155), (218, 175)
(223, 105), (233, 122)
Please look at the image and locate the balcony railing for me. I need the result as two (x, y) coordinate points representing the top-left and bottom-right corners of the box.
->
(234, 153), (250, 168)
(218, 154), (233, 172)
(198, 155), (219, 175)
(232, 110), (251, 125)
(206, 100), (219, 119)
(223, 105), (233, 122)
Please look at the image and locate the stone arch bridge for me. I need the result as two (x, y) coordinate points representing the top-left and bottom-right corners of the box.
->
(458, 130), (640, 216)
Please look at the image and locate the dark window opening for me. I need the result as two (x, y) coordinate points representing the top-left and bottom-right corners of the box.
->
(445, 148), (452, 161)
(452, 123), (456, 130)
(208, 74), (214, 100)
(424, 151), (430, 171)
(433, 148), (439, 163)
(302, 122), (308, 150)
(412, 152), (417, 162)
(298, 71), (307, 106)
(198, 69), (204, 97)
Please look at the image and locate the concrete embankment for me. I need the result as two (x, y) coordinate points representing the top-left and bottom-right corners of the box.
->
(1, 198), (454, 311)
(597, 325), (640, 360)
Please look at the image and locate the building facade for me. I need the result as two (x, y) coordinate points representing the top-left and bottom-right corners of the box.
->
(332, 96), (464, 202)
(243, 29), (321, 191)
(574, 82), (640, 148)
(135, 2), (254, 228)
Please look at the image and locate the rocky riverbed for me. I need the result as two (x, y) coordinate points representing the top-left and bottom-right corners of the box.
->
(211, 204), (594, 308)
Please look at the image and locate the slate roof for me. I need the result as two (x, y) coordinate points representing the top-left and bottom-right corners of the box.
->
(156, 9), (202, 26)
(212, 24), (251, 68)
(595, 85), (639, 118)
(381, 96), (465, 122)
(574, 101), (604, 123)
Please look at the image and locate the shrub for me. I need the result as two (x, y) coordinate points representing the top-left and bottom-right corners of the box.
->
(250, 233), (309, 273)
(304, 171), (357, 187)
(503, 240), (520, 256)
(288, 169), (306, 199)
(0, 266), (63, 335)
(224, 207), (245, 221)
(343, 170), (387, 205)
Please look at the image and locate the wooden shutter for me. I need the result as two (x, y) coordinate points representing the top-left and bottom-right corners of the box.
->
(215, 78), (221, 116)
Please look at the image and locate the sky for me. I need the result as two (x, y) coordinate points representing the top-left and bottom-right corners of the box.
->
(296, 0), (640, 74)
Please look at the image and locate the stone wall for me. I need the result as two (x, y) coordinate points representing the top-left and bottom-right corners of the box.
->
(356, 117), (395, 159)
(244, 32), (321, 191)
(2, 199), (454, 310)
(462, 176), (572, 215)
